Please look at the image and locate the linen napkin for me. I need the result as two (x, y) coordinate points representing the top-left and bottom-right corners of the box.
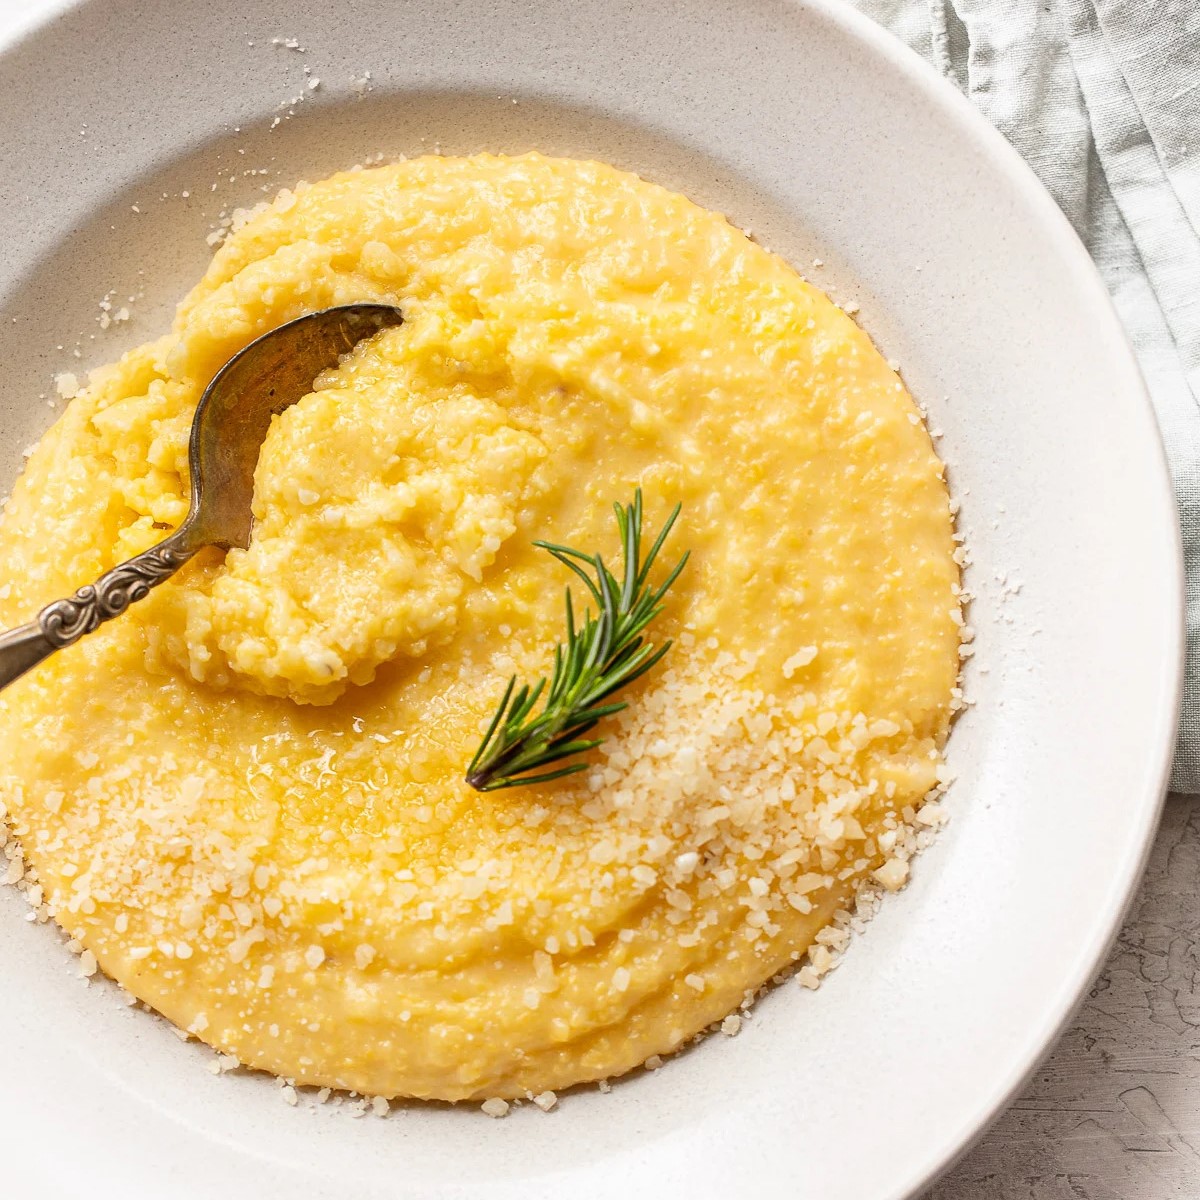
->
(851, 0), (1200, 792)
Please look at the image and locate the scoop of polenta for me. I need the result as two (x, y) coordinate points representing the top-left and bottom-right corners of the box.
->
(0, 154), (960, 1101)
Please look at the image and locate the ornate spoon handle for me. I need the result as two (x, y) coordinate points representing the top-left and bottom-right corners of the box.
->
(0, 532), (196, 691)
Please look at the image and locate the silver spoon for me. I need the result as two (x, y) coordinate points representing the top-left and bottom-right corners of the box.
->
(0, 303), (404, 691)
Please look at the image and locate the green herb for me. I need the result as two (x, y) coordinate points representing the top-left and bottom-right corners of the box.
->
(466, 489), (688, 792)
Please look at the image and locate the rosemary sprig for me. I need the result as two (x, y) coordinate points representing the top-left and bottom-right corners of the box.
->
(466, 490), (688, 792)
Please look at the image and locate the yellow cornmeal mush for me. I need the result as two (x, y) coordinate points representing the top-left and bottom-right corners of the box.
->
(0, 153), (961, 1101)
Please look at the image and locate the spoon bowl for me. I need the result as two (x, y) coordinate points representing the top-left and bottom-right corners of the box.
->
(0, 302), (405, 688)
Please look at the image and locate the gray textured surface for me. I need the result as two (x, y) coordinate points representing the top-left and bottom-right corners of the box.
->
(927, 794), (1200, 1198)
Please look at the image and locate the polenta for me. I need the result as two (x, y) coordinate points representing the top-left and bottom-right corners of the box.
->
(0, 154), (961, 1102)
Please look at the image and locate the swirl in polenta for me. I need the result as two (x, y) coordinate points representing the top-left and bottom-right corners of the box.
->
(0, 154), (962, 1102)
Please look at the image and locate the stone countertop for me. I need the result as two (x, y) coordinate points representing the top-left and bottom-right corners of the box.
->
(927, 794), (1200, 1199)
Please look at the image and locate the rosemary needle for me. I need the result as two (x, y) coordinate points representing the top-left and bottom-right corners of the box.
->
(466, 489), (688, 792)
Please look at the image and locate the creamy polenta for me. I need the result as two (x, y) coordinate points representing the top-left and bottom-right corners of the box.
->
(0, 154), (962, 1102)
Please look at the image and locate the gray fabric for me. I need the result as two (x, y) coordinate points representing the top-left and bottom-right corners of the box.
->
(851, 0), (1200, 791)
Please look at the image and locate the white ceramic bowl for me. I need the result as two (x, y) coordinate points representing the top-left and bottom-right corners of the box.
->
(0, 1), (1182, 1197)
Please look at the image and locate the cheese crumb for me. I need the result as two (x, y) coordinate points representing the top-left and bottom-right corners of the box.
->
(481, 1098), (510, 1118)
(674, 851), (699, 875)
(872, 858), (909, 891)
(54, 372), (80, 400)
(781, 646), (818, 678)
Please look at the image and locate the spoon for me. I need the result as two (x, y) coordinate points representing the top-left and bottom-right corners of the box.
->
(0, 302), (405, 692)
